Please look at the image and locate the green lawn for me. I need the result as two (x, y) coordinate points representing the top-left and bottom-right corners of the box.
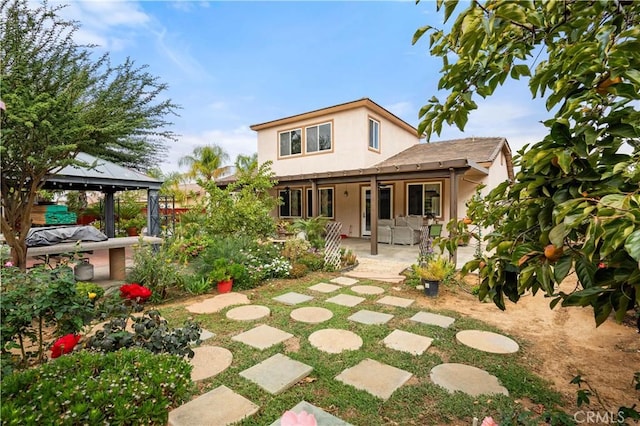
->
(158, 272), (569, 426)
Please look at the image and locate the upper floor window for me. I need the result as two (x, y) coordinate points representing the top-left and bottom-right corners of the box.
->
(369, 118), (380, 150)
(279, 129), (302, 157)
(279, 188), (302, 217)
(407, 182), (441, 218)
(306, 123), (332, 153)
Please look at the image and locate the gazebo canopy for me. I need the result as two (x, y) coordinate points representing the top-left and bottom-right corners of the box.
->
(41, 152), (162, 192)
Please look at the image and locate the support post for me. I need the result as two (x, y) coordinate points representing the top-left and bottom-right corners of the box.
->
(311, 180), (318, 217)
(104, 191), (116, 238)
(147, 189), (161, 237)
(449, 168), (458, 266)
(370, 176), (378, 255)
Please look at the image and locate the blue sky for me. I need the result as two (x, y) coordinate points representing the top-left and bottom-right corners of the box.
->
(57, 0), (549, 174)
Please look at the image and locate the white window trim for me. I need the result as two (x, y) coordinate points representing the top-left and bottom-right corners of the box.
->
(278, 128), (302, 158)
(368, 117), (380, 151)
(406, 182), (442, 218)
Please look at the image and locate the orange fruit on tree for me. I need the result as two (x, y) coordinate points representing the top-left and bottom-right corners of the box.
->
(462, 217), (473, 225)
(544, 244), (564, 262)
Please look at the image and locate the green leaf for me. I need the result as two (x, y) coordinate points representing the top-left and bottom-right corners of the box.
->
(443, 0), (460, 23)
(574, 255), (596, 288)
(554, 255), (572, 283)
(562, 286), (607, 307)
(549, 223), (568, 247)
(624, 230), (640, 262)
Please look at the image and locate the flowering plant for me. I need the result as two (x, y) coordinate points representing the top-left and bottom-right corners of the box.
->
(119, 283), (152, 302)
(50, 333), (81, 359)
(281, 410), (317, 426)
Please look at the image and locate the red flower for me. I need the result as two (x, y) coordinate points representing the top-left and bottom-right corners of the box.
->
(598, 262), (607, 269)
(120, 283), (152, 302)
(51, 334), (81, 359)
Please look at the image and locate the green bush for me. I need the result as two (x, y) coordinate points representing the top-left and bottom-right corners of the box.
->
(297, 252), (324, 271)
(127, 241), (184, 301)
(1, 348), (194, 425)
(289, 263), (309, 278)
(75, 281), (105, 300)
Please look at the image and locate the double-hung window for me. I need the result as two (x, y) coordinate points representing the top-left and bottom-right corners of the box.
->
(369, 118), (380, 150)
(407, 182), (441, 218)
(279, 129), (302, 157)
(279, 188), (302, 217)
(306, 187), (334, 218)
(306, 123), (332, 153)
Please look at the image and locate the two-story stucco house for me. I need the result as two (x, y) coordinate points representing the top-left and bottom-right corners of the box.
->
(250, 98), (514, 254)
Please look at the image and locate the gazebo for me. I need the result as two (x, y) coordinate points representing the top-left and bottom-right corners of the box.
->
(40, 152), (163, 238)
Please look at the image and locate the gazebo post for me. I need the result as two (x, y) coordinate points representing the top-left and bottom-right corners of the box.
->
(104, 191), (116, 238)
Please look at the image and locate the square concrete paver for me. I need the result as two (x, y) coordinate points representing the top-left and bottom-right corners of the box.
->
(376, 295), (414, 308)
(232, 324), (294, 350)
(348, 309), (394, 325)
(410, 311), (456, 328)
(325, 294), (365, 307)
(240, 353), (313, 395)
(383, 329), (433, 355)
(168, 385), (259, 426)
(335, 358), (412, 400)
(308, 282), (342, 293)
(270, 401), (353, 426)
(330, 276), (359, 286)
(272, 292), (314, 305)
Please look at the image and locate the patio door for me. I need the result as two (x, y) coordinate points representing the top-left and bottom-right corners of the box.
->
(360, 186), (393, 236)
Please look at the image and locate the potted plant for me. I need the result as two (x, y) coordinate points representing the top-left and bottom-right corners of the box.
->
(123, 217), (146, 236)
(413, 256), (454, 297)
(209, 258), (244, 293)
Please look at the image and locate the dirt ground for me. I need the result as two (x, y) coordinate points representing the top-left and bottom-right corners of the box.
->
(413, 274), (640, 413)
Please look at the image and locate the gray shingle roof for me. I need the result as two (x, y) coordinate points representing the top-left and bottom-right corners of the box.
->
(374, 137), (510, 168)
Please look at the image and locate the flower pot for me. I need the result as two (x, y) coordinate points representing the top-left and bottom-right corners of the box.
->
(126, 227), (139, 236)
(217, 279), (233, 294)
(423, 279), (440, 297)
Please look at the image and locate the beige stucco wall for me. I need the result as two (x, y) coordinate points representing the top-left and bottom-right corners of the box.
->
(256, 106), (418, 176)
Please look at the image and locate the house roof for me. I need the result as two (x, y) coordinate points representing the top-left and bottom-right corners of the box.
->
(374, 137), (514, 179)
(249, 98), (418, 137)
(42, 152), (163, 192)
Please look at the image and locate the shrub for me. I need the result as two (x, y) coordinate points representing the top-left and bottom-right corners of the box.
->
(127, 241), (184, 301)
(1, 265), (98, 369)
(85, 310), (201, 359)
(281, 238), (311, 263)
(75, 281), (105, 300)
(297, 252), (324, 272)
(0, 348), (194, 425)
(289, 263), (309, 278)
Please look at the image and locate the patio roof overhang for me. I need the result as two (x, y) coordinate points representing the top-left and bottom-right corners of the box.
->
(273, 158), (487, 186)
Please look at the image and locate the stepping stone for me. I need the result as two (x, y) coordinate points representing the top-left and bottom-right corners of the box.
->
(430, 363), (509, 396)
(325, 294), (365, 307)
(190, 346), (233, 381)
(351, 285), (385, 295)
(383, 330), (433, 355)
(308, 329), (363, 354)
(168, 385), (259, 426)
(273, 292), (314, 305)
(186, 293), (250, 314)
(198, 328), (215, 341)
(290, 307), (333, 324)
(456, 330), (519, 354)
(232, 324), (293, 350)
(226, 305), (270, 321)
(240, 353), (313, 395)
(410, 311), (456, 328)
(376, 295), (414, 308)
(348, 309), (394, 325)
(308, 282), (342, 293)
(270, 401), (353, 426)
(330, 276), (359, 286)
(335, 358), (412, 401)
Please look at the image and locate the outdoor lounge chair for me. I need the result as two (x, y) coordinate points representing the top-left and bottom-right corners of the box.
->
(392, 216), (422, 245)
(377, 219), (394, 244)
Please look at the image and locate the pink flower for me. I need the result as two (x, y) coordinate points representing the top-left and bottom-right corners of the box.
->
(51, 334), (81, 358)
(281, 410), (317, 426)
(598, 262), (606, 269)
(4, 261), (13, 267)
(481, 417), (499, 426)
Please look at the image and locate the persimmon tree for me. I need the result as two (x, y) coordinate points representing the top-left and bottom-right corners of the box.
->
(0, 0), (178, 269)
(415, 0), (640, 325)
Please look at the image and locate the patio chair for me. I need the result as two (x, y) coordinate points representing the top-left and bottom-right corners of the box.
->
(377, 219), (394, 244)
(392, 216), (421, 245)
(429, 224), (443, 238)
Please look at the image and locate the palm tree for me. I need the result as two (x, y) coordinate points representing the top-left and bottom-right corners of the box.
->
(179, 144), (230, 182)
(234, 153), (258, 175)
(147, 168), (188, 204)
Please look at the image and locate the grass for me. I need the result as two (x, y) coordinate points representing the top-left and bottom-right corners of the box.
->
(157, 271), (568, 425)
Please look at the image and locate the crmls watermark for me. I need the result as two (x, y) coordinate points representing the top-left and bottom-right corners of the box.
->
(573, 410), (628, 424)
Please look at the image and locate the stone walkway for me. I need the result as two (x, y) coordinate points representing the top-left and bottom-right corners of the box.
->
(168, 274), (519, 426)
